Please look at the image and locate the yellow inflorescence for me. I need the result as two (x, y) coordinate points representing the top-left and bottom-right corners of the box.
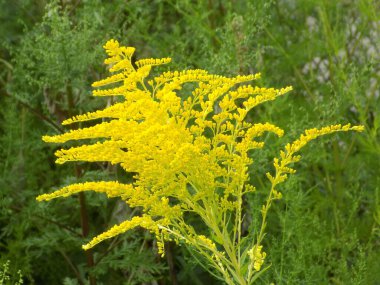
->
(197, 235), (217, 250)
(248, 245), (267, 272)
(271, 124), (364, 188)
(135, 57), (172, 68)
(82, 215), (163, 251)
(36, 181), (133, 201)
(38, 39), (364, 283)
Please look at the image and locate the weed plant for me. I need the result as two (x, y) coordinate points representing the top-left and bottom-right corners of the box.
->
(37, 39), (363, 284)
(0, 0), (379, 284)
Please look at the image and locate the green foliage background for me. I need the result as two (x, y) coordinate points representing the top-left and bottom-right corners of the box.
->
(0, 0), (379, 284)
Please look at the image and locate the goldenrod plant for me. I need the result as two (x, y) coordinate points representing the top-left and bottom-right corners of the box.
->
(37, 40), (363, 284)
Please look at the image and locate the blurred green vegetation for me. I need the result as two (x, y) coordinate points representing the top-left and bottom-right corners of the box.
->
(0, 0), (379, 284)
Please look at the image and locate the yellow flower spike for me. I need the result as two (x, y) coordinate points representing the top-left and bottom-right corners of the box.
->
(36, 181), (134, 201)
(43, 120), (132, 143)
(91, 72), (128, 87)
(135, 57), (172, 68)
(103, 39), (120, 57)
(285, 124), (364, 158)
(82, 215), (163, 251)
(61, 102), (137, 125)
(248, 245), (267, 272)
(54, 140), (129, 164)
(197, 235), (217, 250)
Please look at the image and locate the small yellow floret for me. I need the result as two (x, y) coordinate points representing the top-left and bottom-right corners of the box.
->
(248, 245), (266, 271)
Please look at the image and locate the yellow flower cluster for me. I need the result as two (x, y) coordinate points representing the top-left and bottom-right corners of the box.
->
(82, 215), (164, 250)
(135, 57), (172, 68)
(197, 235), (217, 250)
(248, 245), (267, 272)
(267, 123), (364, 192)
(37, 39), (364, 284)
(36, 181), (133, 201)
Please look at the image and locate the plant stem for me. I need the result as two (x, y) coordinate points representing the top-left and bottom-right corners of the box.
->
(79, 191), (96, 285)
(59, 250), (85, 285)
(77, 165), (96, 285)
(2, 92), (64, 133)
(165, 242), (179, 285)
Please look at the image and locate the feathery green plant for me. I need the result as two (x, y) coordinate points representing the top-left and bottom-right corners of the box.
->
(0, 260), (23, 285)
